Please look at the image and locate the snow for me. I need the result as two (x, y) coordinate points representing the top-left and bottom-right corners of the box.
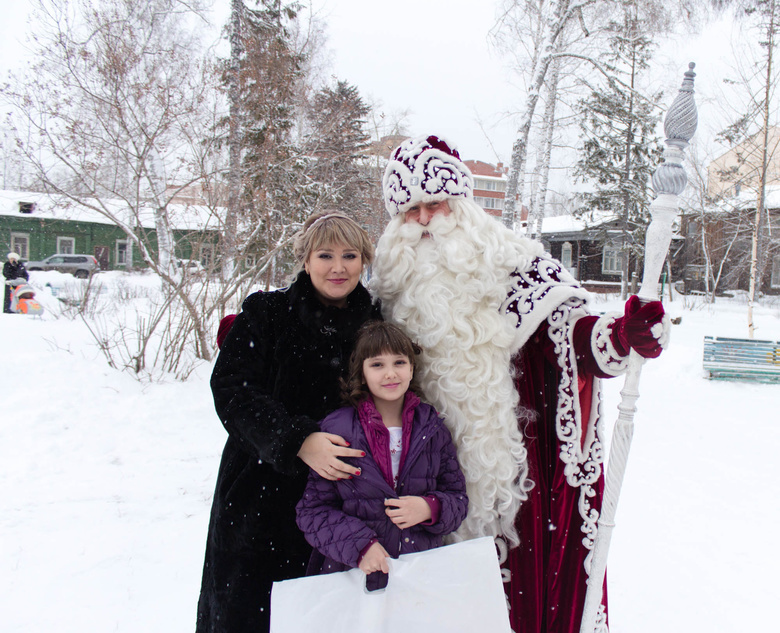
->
(2, 273), (779, 632)
(0, 190), (221, 232)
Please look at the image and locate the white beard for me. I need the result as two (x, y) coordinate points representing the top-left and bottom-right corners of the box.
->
(370, 198), (543, 546)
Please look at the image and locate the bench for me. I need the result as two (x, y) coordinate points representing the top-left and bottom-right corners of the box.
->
(702, 336), (780, 383)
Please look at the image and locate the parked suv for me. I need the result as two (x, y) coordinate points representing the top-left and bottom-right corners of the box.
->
(25, 254), (100, 278)
(176, 258), (206, 276)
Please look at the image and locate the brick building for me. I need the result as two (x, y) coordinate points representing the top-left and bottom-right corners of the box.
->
(463, 160), (526, 222)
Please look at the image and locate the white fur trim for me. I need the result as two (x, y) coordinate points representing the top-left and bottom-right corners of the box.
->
(547, 304), (606, 559)
(654, 313), (672, 349)
(591, 314), (630, 375)
(383, 135), (474, 216)
(502, 254), (591, 351)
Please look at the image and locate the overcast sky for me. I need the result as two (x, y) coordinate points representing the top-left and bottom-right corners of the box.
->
(306, 1), (734, 184)
(309, 0), (520, 164)
(0, 1), (736, 182)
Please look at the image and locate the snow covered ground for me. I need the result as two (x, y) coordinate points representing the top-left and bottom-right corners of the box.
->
(2, 272), (779, 632)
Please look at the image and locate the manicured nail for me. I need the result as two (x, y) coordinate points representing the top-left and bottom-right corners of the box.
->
(345, 441), (350, 446)
(355, 469), (361, 476)
(360, 451), (366, 457)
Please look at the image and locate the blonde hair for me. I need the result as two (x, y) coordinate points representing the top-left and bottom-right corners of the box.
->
(293, 212), (374, 274)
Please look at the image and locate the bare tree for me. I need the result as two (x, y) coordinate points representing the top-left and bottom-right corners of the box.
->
(683, 144), (737, 301)
(494, 0), (604, 229)
(222, 0), (244, 281)
(711, 0), (780, 335)
(494, 0), (701, 230)
(2, 0), (223, 373)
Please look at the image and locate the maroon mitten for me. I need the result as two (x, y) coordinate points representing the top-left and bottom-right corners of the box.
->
(610, 295), (665, 359)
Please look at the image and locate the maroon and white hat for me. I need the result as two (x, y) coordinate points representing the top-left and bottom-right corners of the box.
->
(383, 135), (473, 216)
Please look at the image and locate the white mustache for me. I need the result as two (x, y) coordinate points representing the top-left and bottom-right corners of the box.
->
(397, 212), (458, 244)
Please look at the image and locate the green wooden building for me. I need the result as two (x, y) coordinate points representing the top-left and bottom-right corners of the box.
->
(1, 190), (220, 271)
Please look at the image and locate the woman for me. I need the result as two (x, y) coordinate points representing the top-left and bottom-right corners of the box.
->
(196, 212), (381, 633)
(3, 252), (29, 313)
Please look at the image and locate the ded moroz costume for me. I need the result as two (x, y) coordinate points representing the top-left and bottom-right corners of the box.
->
(370, 135), (667, 633)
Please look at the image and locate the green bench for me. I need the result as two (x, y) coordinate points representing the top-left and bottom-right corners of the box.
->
(702, 336), (780, 383)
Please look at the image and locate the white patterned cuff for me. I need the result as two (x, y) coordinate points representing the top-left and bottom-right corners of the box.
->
(592, 314), (629, 376)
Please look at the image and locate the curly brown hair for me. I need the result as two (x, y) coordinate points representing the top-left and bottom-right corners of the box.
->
(341, 321), (422, 408)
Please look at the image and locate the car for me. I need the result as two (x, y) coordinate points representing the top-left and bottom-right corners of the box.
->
(25, 254), (101, 278)
(175, 259), (206, 275)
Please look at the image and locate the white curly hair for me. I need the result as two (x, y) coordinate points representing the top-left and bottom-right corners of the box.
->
(370, 198), (543, 546)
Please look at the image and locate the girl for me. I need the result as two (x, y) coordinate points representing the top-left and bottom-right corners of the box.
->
(296, 321), (468, 587)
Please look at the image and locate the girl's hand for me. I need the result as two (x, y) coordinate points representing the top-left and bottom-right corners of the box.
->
(298, 432), (365, 481)
(384, 496), (432, 529)
(358, 542), (390, 575)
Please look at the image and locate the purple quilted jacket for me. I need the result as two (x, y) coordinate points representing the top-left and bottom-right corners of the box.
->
(295, 395), (468, 578)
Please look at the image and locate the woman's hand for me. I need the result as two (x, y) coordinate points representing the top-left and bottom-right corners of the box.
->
(358, 542), (390, 575)
(384, 496), (432, 529)
(297, 432), (365, 481)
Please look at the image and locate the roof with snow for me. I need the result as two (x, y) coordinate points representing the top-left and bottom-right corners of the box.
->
(0, 190), (223, 232)
(539, 210), (621, 236)
(708, 183), (780, 213)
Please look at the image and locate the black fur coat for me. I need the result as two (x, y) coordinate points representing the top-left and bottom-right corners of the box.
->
(196, 272), (380, 633)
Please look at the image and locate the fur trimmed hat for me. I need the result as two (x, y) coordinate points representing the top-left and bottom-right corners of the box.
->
(8, 252), (21, 261)
(383, 135), (473, 216)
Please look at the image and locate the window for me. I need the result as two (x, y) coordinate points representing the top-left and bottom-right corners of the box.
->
(57, 237), (75, 254)
(561, 242), (573, 269)
(473, 179), (506, 193)
(18, 202), (35, 214)
(602, 245), (622, 275)
(116, 240), (132, 266)
(11, 233), (29, 259)
(772, 254), (780, 288)
(475, 196), (504, 210)
(245, 255), (256, 268)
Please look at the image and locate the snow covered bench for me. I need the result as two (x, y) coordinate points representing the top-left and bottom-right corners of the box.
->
(702, 336), (780, 383)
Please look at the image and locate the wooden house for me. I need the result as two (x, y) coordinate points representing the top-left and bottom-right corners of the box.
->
(0, 190), (222, 271)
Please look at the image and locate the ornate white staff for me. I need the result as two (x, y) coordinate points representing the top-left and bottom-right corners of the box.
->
(579, 63), (698, 633)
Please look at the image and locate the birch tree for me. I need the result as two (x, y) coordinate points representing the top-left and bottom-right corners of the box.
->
(2, 0), (223, 373)
(527, 55), (562, 239)
(495, 0), (602, 229)
(495, 0), (702, 230)
(222, 0), (244, 281)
